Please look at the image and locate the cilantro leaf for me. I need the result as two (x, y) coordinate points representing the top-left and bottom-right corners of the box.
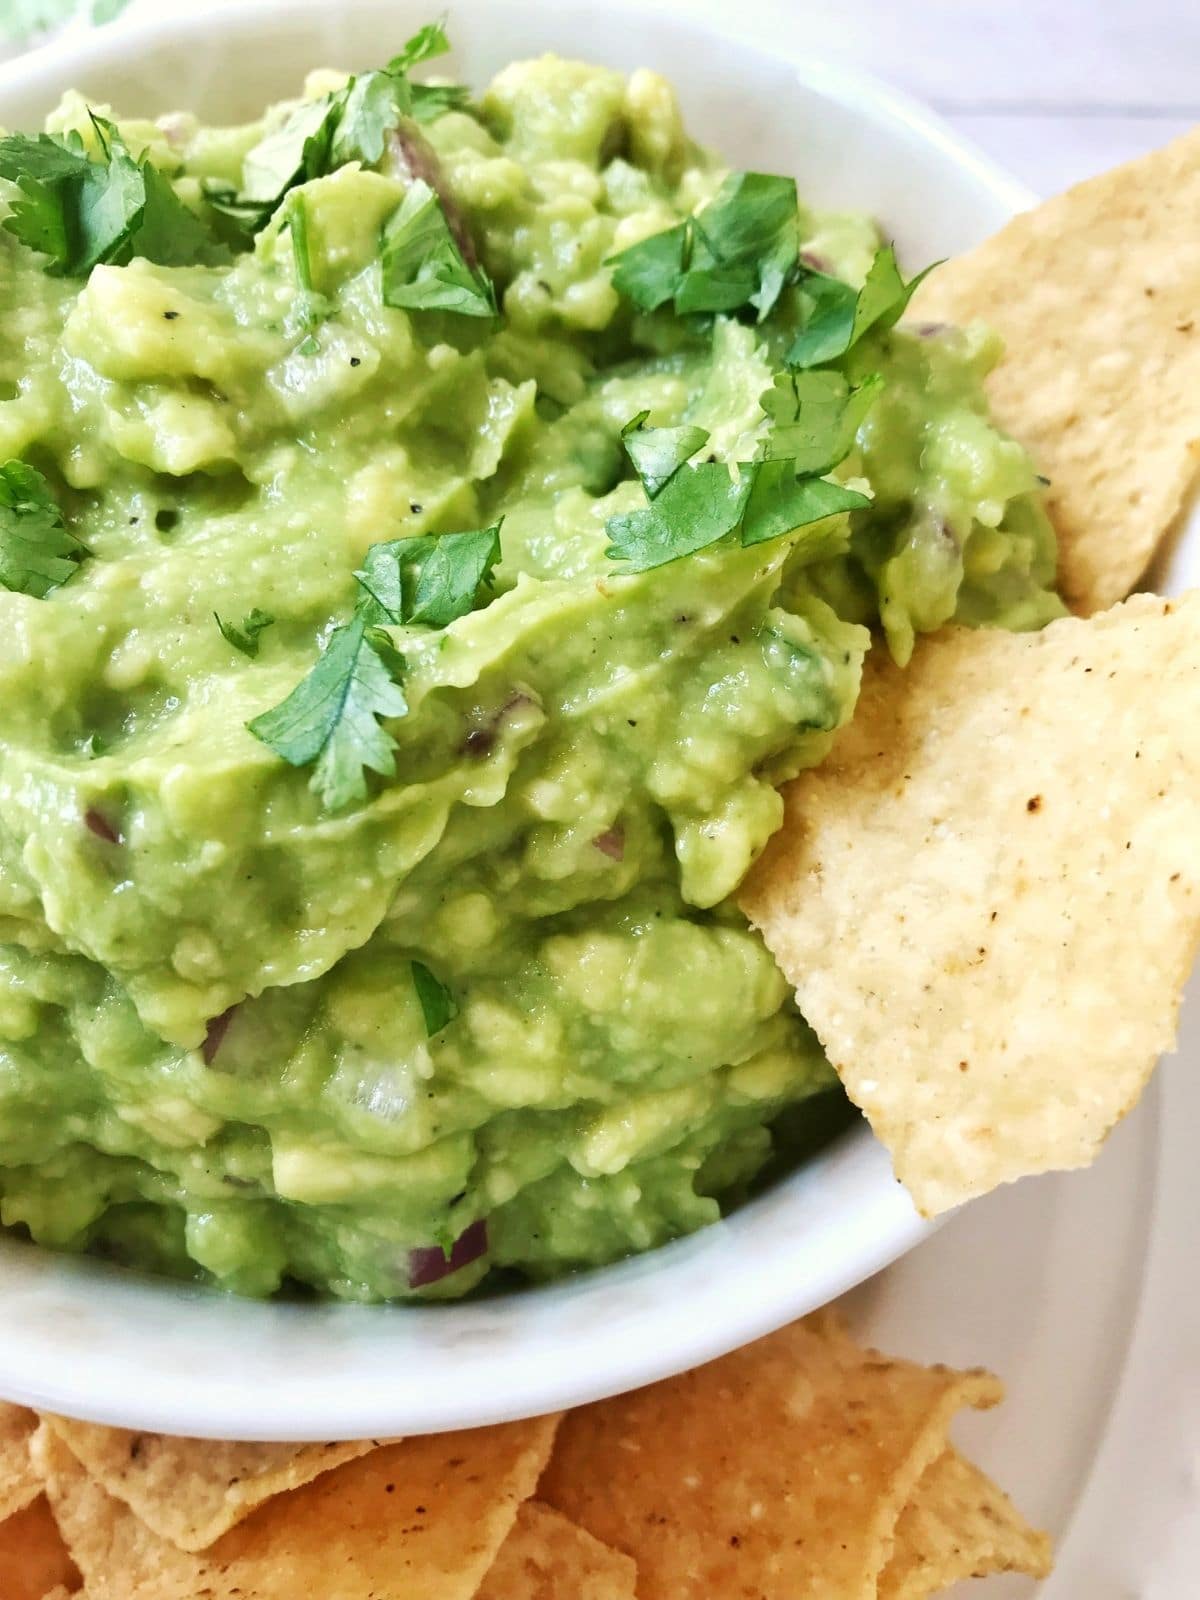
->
(229, 22), (469, 227)
(388, 19), (452, 71)
(620, 410), (710, 499)
(411, 959), (457, 1036)
(676, 174), (800, 318)
(410, 83), (472, 125)
(356, 523), (502, 628)
(73, 120), (147, 270)
(200, 181), (268, 246)
(285, 191), (330, 348)
(0, 459), (85, 598)
(0, 134), (84, 265)
(246, 614), (408, 811)
(605, 369), (878, 573)
(131, 158), (221, 267)
(0, 121), (224, 275)
(380, 177), (496, 317)
(605, 463), (753, 572)
(215, 607), (276, 657)
(607, 172), (800, 321)
(251, 507), (499, 809)
(329, 71), (410, 168)
(759, 369), (883, 471)
(787, 246), (937, 367)
(240, 95), (337, 214)
(609, 222), (689, 312)
(740, 462), (869, 547)
(288, 191), (314, 291)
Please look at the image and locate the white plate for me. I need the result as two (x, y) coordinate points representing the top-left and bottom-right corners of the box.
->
(842, 1002), (1199, 1597)
(0, 0), (1192, 1493)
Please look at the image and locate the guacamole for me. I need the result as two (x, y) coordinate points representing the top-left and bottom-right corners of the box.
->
(0, 35), (1063, 1300)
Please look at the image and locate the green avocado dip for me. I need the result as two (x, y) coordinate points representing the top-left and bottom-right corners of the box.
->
(0, 25), (1064, 1300)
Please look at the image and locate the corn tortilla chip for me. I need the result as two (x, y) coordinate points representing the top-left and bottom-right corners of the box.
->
(40, 1418), (381, 1552)
(742, 592), (1200, 1214)
(477, 1501), (637, 1600)
(0, 1492), (80, 1600)
(0, 1403), (41, 1522)
(879, 1447), (1051, 1598)
(911, 126), (1200, 615)
(539, 1313), (1001, 1600)
(31, 1413), (558, 1600)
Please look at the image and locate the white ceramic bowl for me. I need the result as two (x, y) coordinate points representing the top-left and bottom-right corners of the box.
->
(0, 0), (1034, 1440)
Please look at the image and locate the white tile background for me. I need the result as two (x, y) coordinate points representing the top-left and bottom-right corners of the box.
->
(651, 0), (1198, 193)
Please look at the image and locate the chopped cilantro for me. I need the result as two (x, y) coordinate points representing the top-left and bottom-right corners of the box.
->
(0, 118), (224, 275)
(246, 614), (408, 811)
(250, 513), (500, 811)
(619, 411), (710, 499)
(605, 371), (877, 572)
(215, 608), (276, 658)
(287, 191), (314, 291)
(608, 222), (688, 313)
(0, 459), (86, 598)
(356, 522), (502, 628)
(607, 172), (800, 321)
(759, 369), (884, 471)
(285, 192), (330, 349)
(200, 181), (269, 245)
(411, 959), (457, 1036)
(606, 464), (753, 571)
(238, 96), (336, 220)
(389, 18), (453, 70)
(409, 83), (472, 124)
(227, 21), (468, 229)
(740, 463), (869, 547)
(787, 246), (937, 367)
(380, 178), (496, 317)
(329, 71), (410, 169)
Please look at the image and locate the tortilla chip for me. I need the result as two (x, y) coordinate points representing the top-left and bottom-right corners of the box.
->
(32, 1413), (558, 1600)
(742, 593), (1200, 1213)
(477, 1501), (637, 1600)
(0, 1492), (80, 1600)
(880, 1448), (1053, 1598)
(539, 1312), (1000, 1600)
(40, 1418), (381, 1552)
(0, 1403), (41, 1522)
(911, 126), (1200, 614)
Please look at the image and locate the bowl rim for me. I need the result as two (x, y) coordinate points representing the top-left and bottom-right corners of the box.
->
(0, 0), (1036, 212)
(0, 0), (1034, 1439)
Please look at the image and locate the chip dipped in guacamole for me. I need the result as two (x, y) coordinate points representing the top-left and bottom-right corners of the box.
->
(0, 23), (1063, 1301)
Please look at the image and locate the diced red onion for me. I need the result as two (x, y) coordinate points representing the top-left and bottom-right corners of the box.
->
(83, 808), (122, 845)
(157, 112), (192, 151)
(408, 1218), (488, 1289)
(799, 249), (833, 274)
(462, 689), (538, 759)
(592, 826), (625, 861)
(201, 1005), (240, 1065)
(385, 125), (478, 267)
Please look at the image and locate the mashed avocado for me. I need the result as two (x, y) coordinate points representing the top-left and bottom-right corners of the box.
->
(0, 35), (1063, 1300)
